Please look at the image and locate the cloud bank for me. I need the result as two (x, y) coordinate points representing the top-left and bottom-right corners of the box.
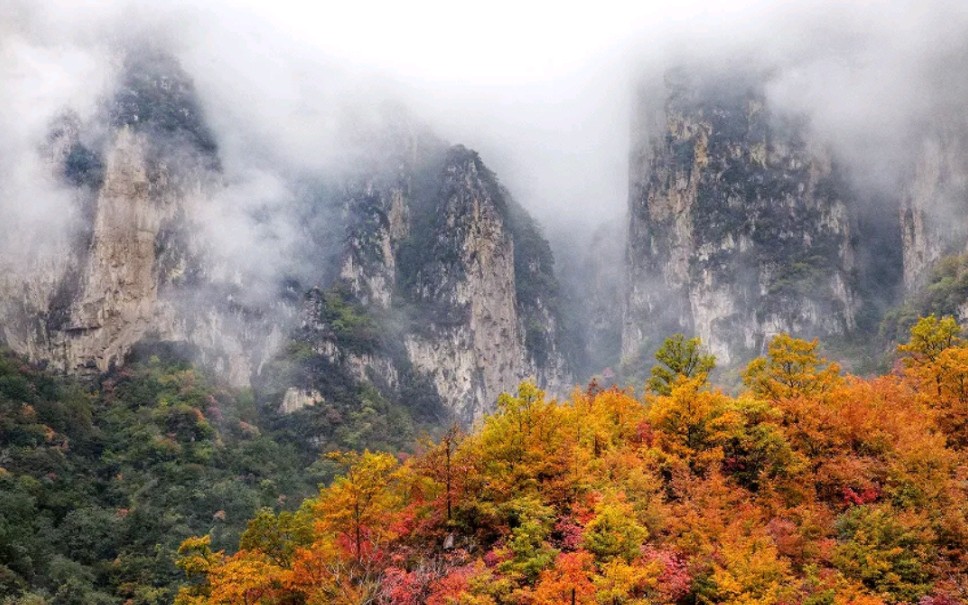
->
(1, 0), (967, 274)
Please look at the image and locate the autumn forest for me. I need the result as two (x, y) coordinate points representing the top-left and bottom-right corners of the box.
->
(171, 318), (968, 605)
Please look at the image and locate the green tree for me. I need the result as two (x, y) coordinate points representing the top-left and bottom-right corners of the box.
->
(833, 505), (935, 603)
(647, 334), (716, 395)
(497, 498), (558, 584)
(238, 507), (313, 568)
(582, 498), (648, 563)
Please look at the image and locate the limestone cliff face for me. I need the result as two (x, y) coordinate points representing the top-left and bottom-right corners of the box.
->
(0, 50), (568, 422)
(900, 121), (968, 291)
(624, 70), (857, 365)
(402, 148), (567, 421)
(55, 127), (172, 374)
(296, 143), (570, 423)
(0, 50), (280, 384)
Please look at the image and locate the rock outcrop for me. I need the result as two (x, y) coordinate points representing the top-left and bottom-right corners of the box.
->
(400, 147), (568, 420)
(0, 49), (569, 423)
(624, 69), (858, 366)
(1, 50), (276, 383)
(900, 120), (968, 291)
(291, 140), (570, 423)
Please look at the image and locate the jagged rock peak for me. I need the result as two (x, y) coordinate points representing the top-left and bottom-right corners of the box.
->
(623, 66), (859, 367)
(1, 47), (572, 424)
(305, 141), (570, 423)
(0, 49), (279, 383)
(111, 47), (219, 158)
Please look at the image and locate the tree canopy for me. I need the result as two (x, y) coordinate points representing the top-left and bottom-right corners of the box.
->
(174, 327), (968, 605)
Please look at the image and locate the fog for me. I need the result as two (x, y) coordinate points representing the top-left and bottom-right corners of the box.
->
(0, 10), (110, 266)
(2, 0), (968, 277)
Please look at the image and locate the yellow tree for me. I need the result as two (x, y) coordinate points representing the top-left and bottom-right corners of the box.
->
(710, 528), (796, 605)
(174, 535), (223, 605)
(648, 377), (739, 473)
(743, 334), (842, 401)
(468, 382), (574, 505)
(592, 556), (664, 604)
(932, 346), (968, 446)
(899, 315), (961, 364)
(205, 552), (288, 605)
(314, 450), (403, 566)
(899, 316), (968, 446)
(570, 387), (646, 468)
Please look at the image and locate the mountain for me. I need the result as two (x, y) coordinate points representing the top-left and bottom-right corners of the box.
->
(3, 24), (968, 605)
(0, 48), (569, 426)
(267, 139), (570, 425)
(621, 65), (968, 370)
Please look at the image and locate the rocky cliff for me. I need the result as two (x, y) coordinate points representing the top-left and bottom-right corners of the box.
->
(400, 147), (569, 420)
(0, 51), (280, 384)
(0, 49), (568, 424)
(623, 69), (860, 366)
(279, 138), (570, 423)
(900, 119), (968, 291)
(620, 65), (968, 370)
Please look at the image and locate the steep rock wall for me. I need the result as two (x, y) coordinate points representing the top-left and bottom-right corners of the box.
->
(0, 50), (569, 422)
(624, 70), (857, 365)
(900, 121), (968, 291)
(0, 50), (280, 384)
(404, 149), (541, 421)
(299, 143), (570, 422)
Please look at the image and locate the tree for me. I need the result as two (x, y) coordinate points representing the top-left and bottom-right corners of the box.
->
(238, 508), (313, 568)
(314, 450), (402, 566)
(582, 497), (647, 563)
(497, 497), (559, 584)
(648, 334), (716, 395)
(648, 377), (738, 472)
(174, 535), (222, 604)
(743, 334), (841, 400)
(529, 551), (596, 605)
(205, 552), (287, 605)
(710, 530), (795, 605)
(720, 397), (801, 492)
(416, 424), (465, 524)
(468, 382), (573, 503)
(931, 346), (968, 446)
(899, 316), (968, 445)
(833, 505), (935, 603)
(899, 315), (961, 364)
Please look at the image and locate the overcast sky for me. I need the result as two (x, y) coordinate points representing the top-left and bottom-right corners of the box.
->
(215, 0), (788, 229)
(213, 0), (968, 228)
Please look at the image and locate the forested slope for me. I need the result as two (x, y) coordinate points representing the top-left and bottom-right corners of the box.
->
(0, 352), (319, 604)
(174, 321), (968, 605)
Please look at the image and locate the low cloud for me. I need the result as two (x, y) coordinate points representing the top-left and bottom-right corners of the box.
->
(2, 0), (967, 279)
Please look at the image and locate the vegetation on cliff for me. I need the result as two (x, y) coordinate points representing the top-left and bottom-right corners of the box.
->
(882, 254), (968, 344)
